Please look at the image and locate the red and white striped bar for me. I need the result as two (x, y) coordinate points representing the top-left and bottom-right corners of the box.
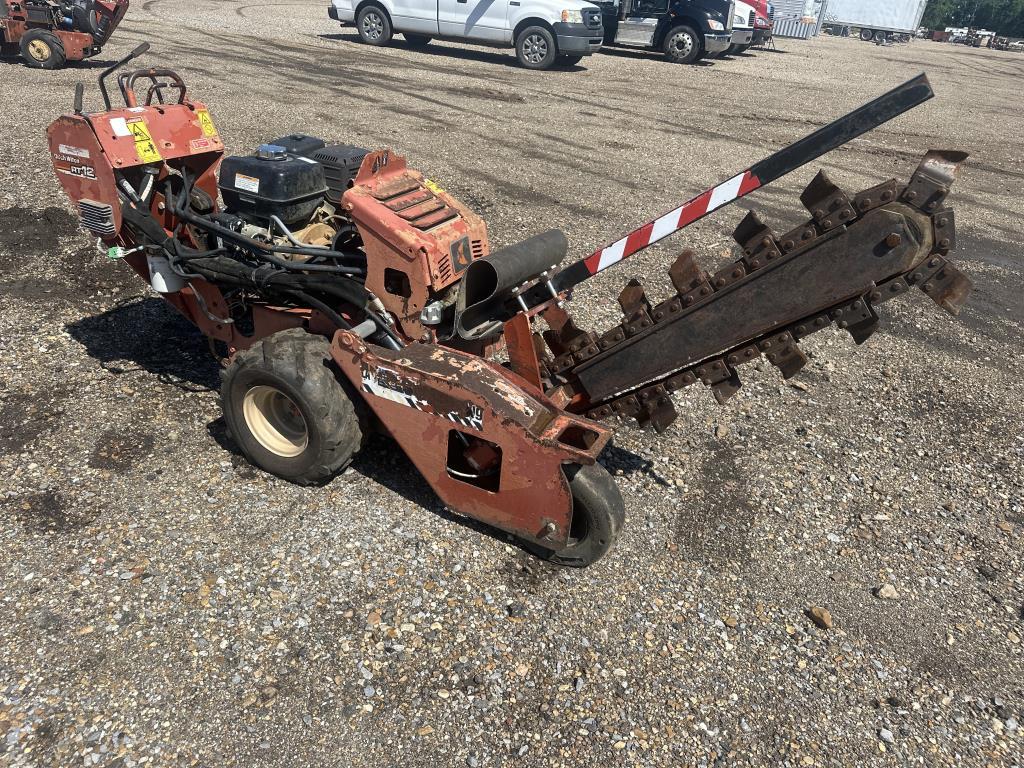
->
(584, 170), (762, 276)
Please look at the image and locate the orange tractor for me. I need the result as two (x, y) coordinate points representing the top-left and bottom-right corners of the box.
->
(1, 0), (128, 68)
(47, 45), (972, 566)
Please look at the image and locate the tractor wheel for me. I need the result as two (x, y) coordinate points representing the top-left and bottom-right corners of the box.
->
(557, 54), (583, 66)
(221, 328), (367, 486)
(663, 24), (702, 64)
(20, 30), (67, 69)
(356, 4), (392, 46)
(516, 25), (557, 70)
(528, 463), (625, 568)
(859, 28), (874, 41)
(404, 33), (431, 47)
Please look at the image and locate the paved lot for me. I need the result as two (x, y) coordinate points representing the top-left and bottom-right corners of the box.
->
(1, 3), (1022, 766)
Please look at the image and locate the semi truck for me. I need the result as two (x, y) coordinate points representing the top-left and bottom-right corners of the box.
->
(822, 0), (927, 43)
(595, 0), (734, 64)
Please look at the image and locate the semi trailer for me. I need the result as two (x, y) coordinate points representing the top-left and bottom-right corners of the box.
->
(823, 0), (927, 43)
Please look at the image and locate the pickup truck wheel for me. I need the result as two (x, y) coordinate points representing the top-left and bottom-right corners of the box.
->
(20, 30), (66, 69)
(516, 25), (557, 69)
(663, 24), (701, 64)
(404, 33), (431, 46)
(859, 28), (874, 41)
(356, 4), (392, 46)
(557, 54), (583, 66)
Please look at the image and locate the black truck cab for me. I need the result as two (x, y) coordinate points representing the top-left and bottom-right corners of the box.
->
(595, 0), (733, 63)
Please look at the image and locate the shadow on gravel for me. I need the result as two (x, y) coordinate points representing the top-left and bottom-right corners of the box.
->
(318, 32), (528, 70)
(598, 47), (715, 66)
(66, 297), (220, 391)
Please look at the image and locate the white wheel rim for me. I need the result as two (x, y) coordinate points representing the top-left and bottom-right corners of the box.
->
(242, 385), (309, 458)
(670, 33), (693, 56)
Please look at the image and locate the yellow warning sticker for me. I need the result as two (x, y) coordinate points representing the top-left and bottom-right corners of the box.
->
(196, 109), (218, 138)
(127, 118), (162, 163)
(424, 178), (446, 197)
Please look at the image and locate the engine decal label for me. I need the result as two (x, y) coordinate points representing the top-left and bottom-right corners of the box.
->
(126, 119), (162, 163)
(234, 173), (260, 194)
(361, 365), (484, 431)
(190, 138), (213, 151)
(58, 144), (90, 159)
(196, 109), (218, 138)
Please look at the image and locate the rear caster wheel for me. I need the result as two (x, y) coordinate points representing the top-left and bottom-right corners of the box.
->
(528, 463), (625, 567)
(221, 329), (367, 485)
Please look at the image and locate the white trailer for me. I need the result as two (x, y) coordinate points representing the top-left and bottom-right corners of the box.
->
(822, 0), (928, 41)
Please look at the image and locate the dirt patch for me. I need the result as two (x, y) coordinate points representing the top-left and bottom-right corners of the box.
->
(7, 491), (95, 534)
(0, 207), (78, 255)
(0, 390), (67, 455)
(674, 445), (756, 567)
(0, 206), (141, 302)
(88, 429), (157, 473)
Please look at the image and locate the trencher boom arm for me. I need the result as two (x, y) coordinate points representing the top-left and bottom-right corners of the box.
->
(470, 73), (972, 433)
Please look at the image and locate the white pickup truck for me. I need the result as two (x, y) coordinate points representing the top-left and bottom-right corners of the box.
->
(328, 0), (605, 69)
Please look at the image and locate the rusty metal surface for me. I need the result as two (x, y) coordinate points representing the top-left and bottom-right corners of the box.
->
(330, 331), (610, 547)
(343, 150), (490, 340)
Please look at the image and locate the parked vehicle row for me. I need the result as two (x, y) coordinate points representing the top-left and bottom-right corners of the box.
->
(328, 0), (775, 69)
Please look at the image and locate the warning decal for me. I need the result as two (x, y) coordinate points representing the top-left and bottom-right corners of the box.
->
(127, 119), (162, 163)
(196, 109), (218, 138)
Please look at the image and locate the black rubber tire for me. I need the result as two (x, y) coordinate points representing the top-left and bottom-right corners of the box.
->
(663, 24), (702, 64)
(873, 30), (887, 42)
(530, 463), (625, 568)
(516, 25), (557, 70)
(221, 328), (367, 486)
(859, 28), (874, 41)
(736, 43), (751, 53)
(557, 54), (583, 66)
(356, 4), (392, 46)
(20, 29), (67, 69)
(404, 33), (431, 46)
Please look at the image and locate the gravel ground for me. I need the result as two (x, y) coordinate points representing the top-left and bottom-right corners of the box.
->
(1, 4), (1023, 766)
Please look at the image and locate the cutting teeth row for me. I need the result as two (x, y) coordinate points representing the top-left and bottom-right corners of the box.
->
(543, 151), (973, 433)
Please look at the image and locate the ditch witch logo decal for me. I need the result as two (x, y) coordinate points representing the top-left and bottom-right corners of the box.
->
(361, 365), (484, 431)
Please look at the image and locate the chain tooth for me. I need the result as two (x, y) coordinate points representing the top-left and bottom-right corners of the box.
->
(799, 170), (857, 232)
(852, 179), (899, 214)
(634, 385), (677, 432)
(902, 149), (968, 213)
(617, 278), (649, 315)
(919, 260), (972, 316)
(668, 250), (707, 294)
(758, 331), (807, 378)
(732, 210), (782, 272)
